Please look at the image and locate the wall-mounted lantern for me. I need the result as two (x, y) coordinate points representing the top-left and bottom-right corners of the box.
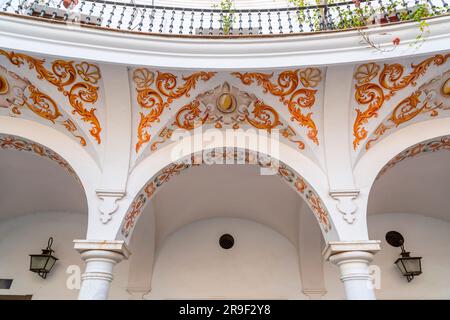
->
(385, 231), (422, 282)
(29, 237), (58, 279)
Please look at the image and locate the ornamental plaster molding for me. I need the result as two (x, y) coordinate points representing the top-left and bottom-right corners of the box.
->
(1, 14), (449, 70)
(329, 189), (360, 224)
(96, 189), (127, 224)
(302, 289), (328, 299)
(322, 240), (381, 261)
(74, 239), (131, 259)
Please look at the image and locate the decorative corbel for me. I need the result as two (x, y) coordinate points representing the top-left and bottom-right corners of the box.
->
(96, 189), (126, 224)
(329, 190), (360, 224)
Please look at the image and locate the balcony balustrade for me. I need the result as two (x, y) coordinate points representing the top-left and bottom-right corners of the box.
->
(0, 0), (448, 36)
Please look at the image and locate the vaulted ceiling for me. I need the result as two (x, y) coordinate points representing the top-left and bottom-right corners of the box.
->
(368, 149), (450, 222)
(0, 147), (87, 220)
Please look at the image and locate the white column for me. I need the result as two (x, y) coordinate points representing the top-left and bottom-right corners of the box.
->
(74, 240), (130, 300)
(323, 241), (381, 300)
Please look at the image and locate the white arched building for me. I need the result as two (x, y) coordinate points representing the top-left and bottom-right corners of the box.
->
(0, 0), (449, 300)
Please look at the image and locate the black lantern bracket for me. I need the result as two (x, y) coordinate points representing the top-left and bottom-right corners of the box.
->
(386, 231), (422, 282)
(29, 237), (59, 279)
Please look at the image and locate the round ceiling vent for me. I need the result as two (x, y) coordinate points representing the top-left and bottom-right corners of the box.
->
(219, 234), (234, 249)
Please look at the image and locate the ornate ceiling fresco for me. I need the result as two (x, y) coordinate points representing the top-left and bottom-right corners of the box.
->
(351, 53), (450, 163)
(130, 67), (325, 169)
(0, 49), (105, 163)
(120, 149), (331, 240)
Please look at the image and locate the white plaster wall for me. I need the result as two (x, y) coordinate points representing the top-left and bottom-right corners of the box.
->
(0, 212), (130, 300)
(146, 217), (306, 299)
(323, 213), (450, 300)
(1, 212), (450, 299)
(368, 213), (450, 299)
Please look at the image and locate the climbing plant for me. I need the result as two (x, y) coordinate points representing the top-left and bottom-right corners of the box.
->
(213, 0), (235, 35)
(288, 0), (443, 52)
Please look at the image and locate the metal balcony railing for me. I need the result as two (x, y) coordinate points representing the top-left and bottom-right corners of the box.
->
(1, 0), (449, 36)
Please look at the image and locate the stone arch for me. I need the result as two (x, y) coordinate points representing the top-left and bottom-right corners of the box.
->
(354, 117), (450, 223)
(0, 116), (101, 234)
(354, 117), (450, 191)
(120, 132), (339, 243)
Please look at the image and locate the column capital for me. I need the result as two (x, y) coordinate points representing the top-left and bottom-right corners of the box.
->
(74, 239), (131, 259)
(302, 289), (327, 299)
(323, 240), (381, 261)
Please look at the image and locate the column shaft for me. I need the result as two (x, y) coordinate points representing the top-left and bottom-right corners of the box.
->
(74, 240), (130, 300)
(78, 250), (124, 300)
(330, 251), (375, 300)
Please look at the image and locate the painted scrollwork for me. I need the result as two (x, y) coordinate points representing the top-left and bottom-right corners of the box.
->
(232, 68), (322, 145)
(121, 149), (331, 238)
(0, 66), (87, 146)
(245, 99), (280, 130)
(175, 82), (280, 131)
(379, 55), (449, 98)
(133, 68), (216, 152)
(175, 100), (207, 130)
(121, 193), (147, 238)
(148, 82), (307, 153)
(353, 54), (450, 149)
(0, 50), (102, 144)
(366, 71), (450, 150)
(277, 165), (331, 231)
(22, 84), (62, 122)
(353, 83), (385, 149)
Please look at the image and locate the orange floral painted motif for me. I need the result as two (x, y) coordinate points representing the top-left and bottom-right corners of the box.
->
(379, 55), (450, 98)
(232, 69), (321, 145)
(133, 68), (216, 152)
(0, 50), (102, 144)
(365, 72), (450, 150)
(0, 66), (87, 146)
(353, 54), (450, 149)
(174, 98), (280, 132)
(353, 83), (385, 149)
(22, 84), (62, 122)
(148, 81), (306, 154)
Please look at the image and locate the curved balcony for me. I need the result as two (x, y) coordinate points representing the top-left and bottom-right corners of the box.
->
(1, 0), (449, 69)
(1, 0), (449, 36)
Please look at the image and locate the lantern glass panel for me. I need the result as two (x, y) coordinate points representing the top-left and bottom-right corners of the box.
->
(45, 256), (57, 272)
(395, 257), (422, 276)
(30, 255), (49, 271)
(405, 257), (422, 275)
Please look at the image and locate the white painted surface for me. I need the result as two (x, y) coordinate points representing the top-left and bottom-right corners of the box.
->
(368, 146), (450, 221)
(0, 211), (450, 299)
(0, 9), (449, 299)
(148, 164), (300, 247)
(0, 148), (86, 220)
(323, 213), (450, 300)
(0, 212), (131, 299)
(329, 251), (376, 300)
(0, 212), (88, 299)
(1, 14), (448, 69)
(368, 213), (450, 299)
(146, 217), (306, 299)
